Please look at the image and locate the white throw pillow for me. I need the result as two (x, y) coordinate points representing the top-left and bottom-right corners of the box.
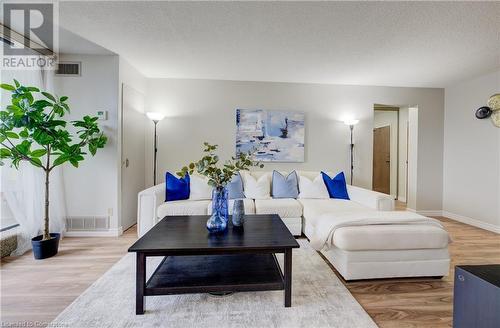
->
(189, 174), (212, 200)
(243, 173), (271, 199)
(298, 174), (329, 199)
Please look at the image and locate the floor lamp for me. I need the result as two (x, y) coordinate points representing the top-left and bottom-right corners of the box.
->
(343, 119), (359, 185)
(146, 112), (166, 185)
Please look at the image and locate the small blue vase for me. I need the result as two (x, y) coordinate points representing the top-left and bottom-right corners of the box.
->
(232, 199), (245, 226)
(207, 187), (229, 233)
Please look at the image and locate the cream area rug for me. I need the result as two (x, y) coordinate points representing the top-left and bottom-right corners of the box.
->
(51, 240), (377, 328)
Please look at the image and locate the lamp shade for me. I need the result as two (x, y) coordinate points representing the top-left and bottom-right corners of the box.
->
(343, 119), (359, 126)
(146, 112), (165, 122)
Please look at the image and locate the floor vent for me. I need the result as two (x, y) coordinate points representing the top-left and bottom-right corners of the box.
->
(66, 216), (109, 231)
(56, 61), (81, 76)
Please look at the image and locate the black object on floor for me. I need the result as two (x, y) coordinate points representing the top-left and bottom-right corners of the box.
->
(453, 264), (500, 328)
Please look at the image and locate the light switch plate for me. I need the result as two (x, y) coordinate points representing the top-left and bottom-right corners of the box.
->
(96, 110), (107, 120)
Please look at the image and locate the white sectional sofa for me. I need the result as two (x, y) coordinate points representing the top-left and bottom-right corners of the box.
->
(137, 171), (393, 237)
(137, 170), (450, 280)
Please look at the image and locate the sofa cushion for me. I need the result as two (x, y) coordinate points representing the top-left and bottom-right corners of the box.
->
(166, 172), (190, 201)
(242, 172), (271, 199)
(321, 171), (350, 200)
(298, 199), (368, 227)
(227, 173), (245, 199)
(189, 174), (212, 200)
(207, 198), (256, 215)
(157, 200), (210, 218)
(272, 170), (299, 199)
(333, 225), (450, 251)
(254, 198), (303, 218)
(298, 174), (329, 199)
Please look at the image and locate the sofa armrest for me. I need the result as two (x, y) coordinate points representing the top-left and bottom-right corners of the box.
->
(347, 185), (395, 211)
(137, 183), (165, 237)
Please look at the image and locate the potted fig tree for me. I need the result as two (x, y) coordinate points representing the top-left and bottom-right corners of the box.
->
(0, 80), (107, 259)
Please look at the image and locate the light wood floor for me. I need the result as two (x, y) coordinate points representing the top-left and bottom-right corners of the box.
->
(341, 216), (500, 328)
(1, 218), (499, 328)
(0, 227), (137, 326)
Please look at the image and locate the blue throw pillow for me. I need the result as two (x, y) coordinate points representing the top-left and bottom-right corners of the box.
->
(227, 172), (245, 199)
(321, 171), (350, 200)
(165, 172), (190, 201)
(272, 170), (299, 199)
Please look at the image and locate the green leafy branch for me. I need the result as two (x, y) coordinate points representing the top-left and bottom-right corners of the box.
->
(177, 142), (264, 189)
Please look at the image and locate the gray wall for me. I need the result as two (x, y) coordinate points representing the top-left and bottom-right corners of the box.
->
(443, 70), (500, 231)
(146, 79), (444, 211)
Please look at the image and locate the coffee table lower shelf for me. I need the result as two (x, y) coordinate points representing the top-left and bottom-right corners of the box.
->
(145, 253), (284, 296)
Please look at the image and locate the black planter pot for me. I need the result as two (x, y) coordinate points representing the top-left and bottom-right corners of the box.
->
(31, 233), (60, 260)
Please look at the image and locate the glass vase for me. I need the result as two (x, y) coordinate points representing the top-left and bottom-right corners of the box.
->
(232, 199), (245, 227)
(206, 187), (229, 233)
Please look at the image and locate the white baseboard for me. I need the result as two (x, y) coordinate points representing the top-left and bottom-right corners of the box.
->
(416, 210), (443, 217)
(64, 226), (123, 237)
(442, 211), (500, 234)
(406, 208), (442, 216)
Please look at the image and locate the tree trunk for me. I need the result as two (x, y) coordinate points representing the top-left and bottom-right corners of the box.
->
(43, 168), (50, 240)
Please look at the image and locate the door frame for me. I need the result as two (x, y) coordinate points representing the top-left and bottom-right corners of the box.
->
(119, 83), (146, 232)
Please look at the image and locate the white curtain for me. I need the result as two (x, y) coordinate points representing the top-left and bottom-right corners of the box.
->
(1, 59), (67, 256)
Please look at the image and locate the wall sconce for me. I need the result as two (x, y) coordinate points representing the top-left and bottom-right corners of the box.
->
(475, 94), (500, 127)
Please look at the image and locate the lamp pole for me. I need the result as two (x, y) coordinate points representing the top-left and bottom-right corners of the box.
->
(349, 124), (354, 185)
(153, 120), (159, 185)
(343, 119), (359, 185)
(146, 112), (165, 186)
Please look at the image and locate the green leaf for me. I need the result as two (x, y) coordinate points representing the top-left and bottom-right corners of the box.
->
(52, 155), (69, 167)
(31, 149), (47, 157)
(0, 148), (12, 158)
(69, 159), (79, 168)
(41, 92), (56, 102)
(5, 131), (19, 139)
(19, 129), (29, 138)
(30, 157), (43, 168)
(15, 140), (31, 154)
(0, 84), (15, 91)
(60, 96), (68, 102)
(13, 79), (20, 88)
(46, 120), (66, 127)
(89, 143), (97, 156)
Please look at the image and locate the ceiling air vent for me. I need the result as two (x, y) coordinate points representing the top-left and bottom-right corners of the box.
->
(56, 61), (81, 76)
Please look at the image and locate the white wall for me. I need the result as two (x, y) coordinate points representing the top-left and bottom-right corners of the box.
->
(54, 54), (120, 232)
(443, 70), (500, 232)
(373, 110), (398, 198)
(53, 55), (147, 235)
(398, 107), (409, 202)
(147, 78), (444, 211)
(407, 107), (419, 211)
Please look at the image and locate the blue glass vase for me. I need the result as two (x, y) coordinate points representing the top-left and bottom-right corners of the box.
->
(232, 199), (245, 226)
(206, 187), (229, 233)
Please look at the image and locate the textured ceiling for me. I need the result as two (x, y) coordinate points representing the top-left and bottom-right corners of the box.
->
(59, 1), (500, 87)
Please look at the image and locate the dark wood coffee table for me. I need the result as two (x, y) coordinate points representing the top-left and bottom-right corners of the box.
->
(128, 214), (300, 314)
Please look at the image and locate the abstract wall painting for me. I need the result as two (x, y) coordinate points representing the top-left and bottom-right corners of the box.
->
(235, 109), (305, 162)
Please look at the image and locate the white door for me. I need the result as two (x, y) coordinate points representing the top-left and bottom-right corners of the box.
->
(121, 84), (146, 230)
